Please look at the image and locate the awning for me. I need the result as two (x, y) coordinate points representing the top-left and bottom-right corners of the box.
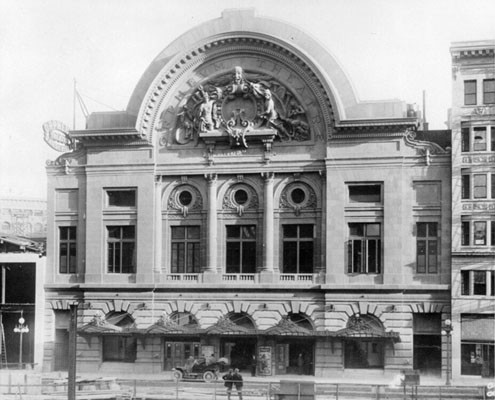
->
(461, 315), (495, 342)
(78, 314), (139, 336)
(263, 317), (316, 337)
(334, 316), (401, 343)
(144, 316), (201, 336)
(205, 316), (257, 336)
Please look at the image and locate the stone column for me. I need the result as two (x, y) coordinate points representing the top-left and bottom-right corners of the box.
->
(154, 177), (163, 273)
(262, 172), (274, 274)
(206, 174), (218, 273)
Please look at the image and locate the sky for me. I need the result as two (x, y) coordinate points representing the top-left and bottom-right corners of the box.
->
(1, 0), (494, 199)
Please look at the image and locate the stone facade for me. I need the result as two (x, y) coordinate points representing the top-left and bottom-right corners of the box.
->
(43, 10), (453, 380)
(450, 41), (495, 381)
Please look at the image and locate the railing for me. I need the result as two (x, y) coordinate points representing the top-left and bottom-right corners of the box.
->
(221, 274), (257, 283)
(279, 274), (315, 283)
(166, 274), (201, 282)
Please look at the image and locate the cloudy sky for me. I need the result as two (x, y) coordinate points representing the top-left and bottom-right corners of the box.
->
(1, 0), (494, 199)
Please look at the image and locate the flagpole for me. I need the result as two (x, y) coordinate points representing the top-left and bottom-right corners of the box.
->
(73, 78), (76, 130)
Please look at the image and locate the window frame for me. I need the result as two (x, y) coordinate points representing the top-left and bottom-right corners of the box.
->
(106, 225), (136, 274)
(347, 183), (382, 204)
(225, 225), (257, 274)
(170, 225), (201, 274)
(59, 226), (77, 274)
(473, 174), (487, 199)
(105, 188), (137, 209)
(461, 270), (494, 297)
(416, 222), (439, 274)
(347, 223), (382, 274)
(483, 79), (495, 104)
(282, 224), (315, 274)
(464, 80), (477, 106)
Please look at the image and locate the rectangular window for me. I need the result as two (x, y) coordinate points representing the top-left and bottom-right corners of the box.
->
(461, 221), (470, 246)
(102, 336), (137, 362)
(491, 174), (495, 199)
(483, 79), (495, 104)
(473, 271), (487, 295)
(226, 225), (256, 274)
(461, 271), (470, 296)
(347, 223), (381, 274)
(473, 174), (487, 198)
(348, 184), (381, 203)
(461, 128), (470, 152)
(491, 221), (495, 246)
(171, 226), (200, 273)
(106, 189), (136, 207)
(416, 222), (438, 274)
(282, 224), (314, 274)
(474, 221), (487, 245)
(59, 226), (77, 274)
(491, 127), (495, 151)
(491, 271), (495, 296)
(464, 80), (477, 105)
(461, 170), (470, 199)
(107, 226), (136, 273)
(473, 127), (487, 151)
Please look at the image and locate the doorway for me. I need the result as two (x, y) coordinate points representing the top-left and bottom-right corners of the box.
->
(276, 340), (315, 375)
(221, 337), (256, 370)
(164, 340), (201, 370)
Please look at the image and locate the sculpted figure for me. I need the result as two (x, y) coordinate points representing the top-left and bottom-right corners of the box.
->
(198, 90), (217, 132)
(260, 89), (278, 125)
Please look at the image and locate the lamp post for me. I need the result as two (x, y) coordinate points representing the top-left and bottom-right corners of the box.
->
(442, 319), (453, 386)
(13, 316), (29, 369)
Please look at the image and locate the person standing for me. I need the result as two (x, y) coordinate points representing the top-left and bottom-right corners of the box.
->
(232, 368), (243, 400)
(250, 354), (257, 377)
(297, 353), (304, 375)
(223, 369), (234, 400)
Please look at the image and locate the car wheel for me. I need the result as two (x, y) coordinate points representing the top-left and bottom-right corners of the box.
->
(203, 371), (215, 382)
(173, 370), (183, 382)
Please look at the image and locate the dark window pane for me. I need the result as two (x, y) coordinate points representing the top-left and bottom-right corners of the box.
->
(299, 225), (313, 238)
(299, 242), (313, 273)
(107, 226), (121, 239)
(417, 241), (426, 273)
(122, 226), (135, 239)
(283, 225), (298, 238)
(417, 223), (427, 237)
(69, 243), (77, 273)
(427, 241), (438, 273)
(428, 223), (438, 237)
(291, 188), (306, 204)
(352, 240), (363, 273)
(368, 239), (379, 273)
(483, 79), (495, 104)
(461, 173), (470, 199)
(242, 242), (256, 273)
(178, 191), (192, 206)
(491, 272), (494, 296)
(60, 243), (68, 273)
(492, 221), (495, 246)
(349, 224), (364, 237)
(461, 271), (470, 295)
(491, 127), (495, 151)
(187, 227), (200, 239)
(172, 226), (185, 240)
(283, 242), (297, 273)
(461, 221), (470, 246)
(226, 225), (240, 239)
(234, 189), (248, 205)
(242, 225), (256, 239)
(226, 242), (240, 273)
(107, 190), (136, 207)
(461, 128), (470, 152)
(349, 185), (381, 203)
(491, 174), (495, 199)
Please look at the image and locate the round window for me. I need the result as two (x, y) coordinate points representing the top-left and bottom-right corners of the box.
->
(178, 190), (193, 206)
(290, 188), (306, 204)
(234, 189), (249, 205)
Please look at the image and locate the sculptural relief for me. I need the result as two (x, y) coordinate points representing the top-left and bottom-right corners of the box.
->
(162, 66), (311, 147)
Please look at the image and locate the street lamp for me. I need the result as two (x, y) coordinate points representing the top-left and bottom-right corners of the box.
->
(13, 316), (29, 369)
(441, 319), (453, 386)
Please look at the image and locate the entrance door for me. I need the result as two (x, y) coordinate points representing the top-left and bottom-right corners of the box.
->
(344, 340), (384, 369)
(275, 344), (289, 374)
(276, 340), (315, 375)
(54, 329), (69, 371)
(164, 341), (200, 370)
(413, 335), (441, 375)
(221, 338), (256, 370)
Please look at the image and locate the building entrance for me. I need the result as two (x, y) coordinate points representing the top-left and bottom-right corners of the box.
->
(164, 340), (201, 370)
(221, 337), (256, 370)
(275, 340), (315, 375)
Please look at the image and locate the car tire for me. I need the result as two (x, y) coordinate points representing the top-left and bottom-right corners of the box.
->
(203, 371), (215, 382)
(173, 370), (183, 382)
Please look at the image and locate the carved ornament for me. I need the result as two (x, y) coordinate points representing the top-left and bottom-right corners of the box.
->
(280, 182), (317, 215)
(223, 183), (259, 216)
(167, 184), (203, 217)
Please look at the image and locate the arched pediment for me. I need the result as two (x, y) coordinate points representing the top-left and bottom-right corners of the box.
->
(128, 9), (361, 148)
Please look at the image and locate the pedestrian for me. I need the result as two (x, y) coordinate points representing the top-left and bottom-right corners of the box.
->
(297, 353), (304, 375)
(223, 368), (234, 400)
(250, 354), (257, 377)
(232, 368), (243, 400)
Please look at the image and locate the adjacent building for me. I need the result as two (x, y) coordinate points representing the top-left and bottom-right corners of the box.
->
(450, 40), (495, 381)
(43, 10), (455, 380)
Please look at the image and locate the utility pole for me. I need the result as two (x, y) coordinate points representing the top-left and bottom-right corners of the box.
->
(68, 304), (78, 400)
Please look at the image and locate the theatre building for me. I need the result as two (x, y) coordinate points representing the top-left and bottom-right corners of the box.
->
(450, 40), (495, 381)
(43, 10), (453, 379)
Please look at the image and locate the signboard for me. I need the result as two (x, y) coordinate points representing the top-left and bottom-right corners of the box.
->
(43, 120), (73, 152)
(258, 346), (272, 376)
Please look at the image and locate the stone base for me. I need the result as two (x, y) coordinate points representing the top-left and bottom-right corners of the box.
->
(259, 271), (275, 284)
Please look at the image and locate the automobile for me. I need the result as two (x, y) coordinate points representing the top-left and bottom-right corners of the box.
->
(172, 357), (228, 383)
